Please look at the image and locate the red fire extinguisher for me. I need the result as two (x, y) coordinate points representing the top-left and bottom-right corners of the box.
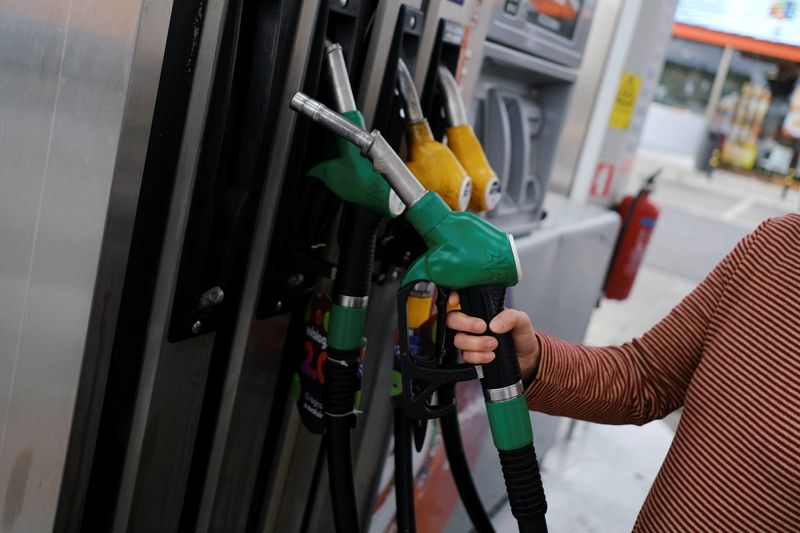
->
(604, 170), (661, 300)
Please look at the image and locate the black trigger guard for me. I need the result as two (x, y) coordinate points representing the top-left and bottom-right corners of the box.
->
(400, 352), (478, 420)
(396, 281), (478, 423)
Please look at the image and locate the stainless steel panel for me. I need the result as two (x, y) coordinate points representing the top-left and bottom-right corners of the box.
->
(413, 0), (493, 102)
(487, 0), (597, 68)
(111, 0), (230, 529)
(549, 0), (623, 196)
(512, 193), (620, 343)
(0, 0), (168, 530)
(357, 0), (424, 127)
(195, 2), (323, 530)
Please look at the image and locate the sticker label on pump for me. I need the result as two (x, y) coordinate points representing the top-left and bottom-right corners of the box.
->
(292, 293), (364, 434)
(609, 71), (642, 130)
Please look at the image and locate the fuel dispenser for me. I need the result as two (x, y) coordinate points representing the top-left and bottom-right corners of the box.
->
(291, 92), (549, 533)
(293, 5), (436, 533)
(2, 0), (621, 531)
(294, 4), (508, 530)
(392, 56), (500, 533)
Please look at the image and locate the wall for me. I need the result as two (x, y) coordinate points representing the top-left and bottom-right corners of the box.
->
(639, 103), (707, 162)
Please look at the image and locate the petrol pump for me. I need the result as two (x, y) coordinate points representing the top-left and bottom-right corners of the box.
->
(1, 0), (645, 531)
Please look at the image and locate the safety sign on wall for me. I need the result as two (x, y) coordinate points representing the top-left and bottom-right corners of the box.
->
(609, 71), (642, 130)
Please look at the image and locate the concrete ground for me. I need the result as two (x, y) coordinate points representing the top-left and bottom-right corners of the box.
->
(492, 151), (796, 532)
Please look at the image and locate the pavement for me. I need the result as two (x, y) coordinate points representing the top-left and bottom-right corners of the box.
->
(491, 150), (796, 532)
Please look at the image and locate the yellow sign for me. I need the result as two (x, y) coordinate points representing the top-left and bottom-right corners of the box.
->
(609, 72), (641, 130)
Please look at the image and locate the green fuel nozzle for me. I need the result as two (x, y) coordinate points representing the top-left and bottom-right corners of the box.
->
(304, 41), (404, 219)
(290, 93), (548, 532)
(301, 42), (404, 533)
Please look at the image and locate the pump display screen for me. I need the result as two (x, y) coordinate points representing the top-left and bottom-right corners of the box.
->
(526, 0), (584, 40)
(675, 0), (800, 47)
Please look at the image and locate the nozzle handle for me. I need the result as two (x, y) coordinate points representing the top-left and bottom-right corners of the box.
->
(290, 92), (428, 207)
(458, 286), (521, 391)
(458, 285), (548, 532)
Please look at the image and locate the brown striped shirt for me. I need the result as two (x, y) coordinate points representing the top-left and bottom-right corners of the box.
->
(526, 214), (800, 531)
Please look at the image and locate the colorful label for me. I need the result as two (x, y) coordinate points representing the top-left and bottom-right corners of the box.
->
(294, 292), (364, 434)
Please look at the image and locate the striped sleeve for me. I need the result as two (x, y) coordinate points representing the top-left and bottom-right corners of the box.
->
(525, 220), (768, 425)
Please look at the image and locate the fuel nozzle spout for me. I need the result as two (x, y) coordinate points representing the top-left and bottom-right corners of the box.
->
(323, 40), (357, 114)
(437, 67), (502, 212)
(291, 93), (371, 148)
(290, 92), (427, 209)
(436, 66), (469, 127)
(395, 60), (472, 211)
(395, 59), (426, 124)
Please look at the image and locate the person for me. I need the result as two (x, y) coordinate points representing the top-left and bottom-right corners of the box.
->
(447, 214), (800, 532)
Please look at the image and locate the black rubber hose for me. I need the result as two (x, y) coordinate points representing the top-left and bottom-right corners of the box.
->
(334, 204), (381, 297)
(325, 413), (359, 532)
(324, 344), (362, 532)
(325, 203), (382, 533)
(499, 446), (548, 532)
(440, 332), (495, 533)
(440, 409), (496, 533)
(394, 407), (416, 533)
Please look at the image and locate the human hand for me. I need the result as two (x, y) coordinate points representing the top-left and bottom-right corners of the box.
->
(446, 291), (541, 385)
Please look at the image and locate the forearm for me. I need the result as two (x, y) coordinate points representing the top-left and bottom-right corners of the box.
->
(525, 333), (693, 425)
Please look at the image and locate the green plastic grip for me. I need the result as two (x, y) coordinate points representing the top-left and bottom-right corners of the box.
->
(485, 395), (534, 451)
(307, 110), (402, 219)
(402, 192), (519, 289)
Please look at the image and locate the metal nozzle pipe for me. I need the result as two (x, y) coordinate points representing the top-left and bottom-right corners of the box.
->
(324, 40), (357, 113)
(437, 67), (469, 127)
(290, 92), (427, 207)
(396, 59), (426, 124)
(290, 92), (371, 148)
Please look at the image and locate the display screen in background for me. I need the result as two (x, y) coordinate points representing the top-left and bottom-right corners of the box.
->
(675, 0), (800, 47)
(527, 0), (584, 40)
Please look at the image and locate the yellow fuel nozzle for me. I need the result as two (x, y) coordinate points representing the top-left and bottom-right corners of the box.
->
(437, 67), (501, 212)
(396, 60), (472, 212)
(404, 121), (472, 212)
(407, 281), (435, 329)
